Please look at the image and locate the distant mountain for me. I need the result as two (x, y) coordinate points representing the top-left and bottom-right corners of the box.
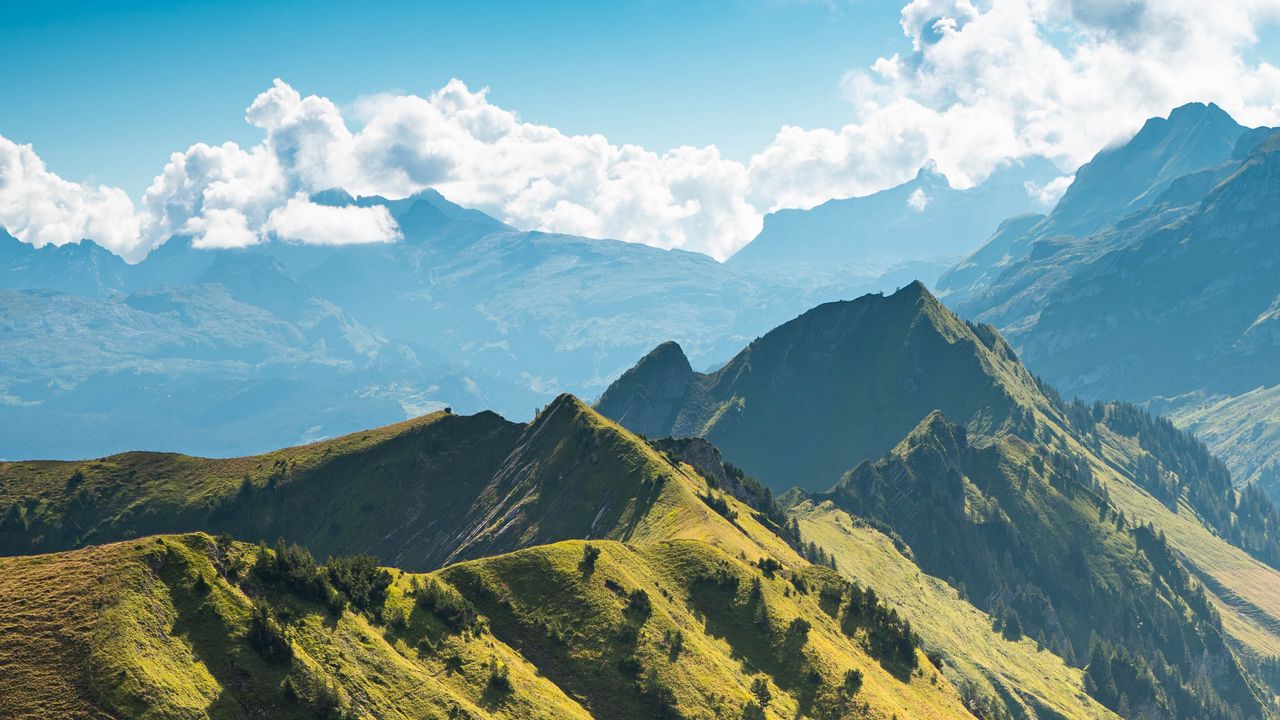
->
(0, 188), (925, 459)
(0, 231), (130, 298)
(937, 102), (1249, 306)
(1041, 101), (1246, 237)
(938, 105), (1280, 505)
(729, 157), (1058, 275)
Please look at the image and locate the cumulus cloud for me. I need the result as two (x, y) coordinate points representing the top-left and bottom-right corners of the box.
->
(907, 187), (931, 211)
(3, 0), (1280, 261)
(264, 194), (401, 245)
(0, 135), (142, 256)
(837, 0), (1280, 187)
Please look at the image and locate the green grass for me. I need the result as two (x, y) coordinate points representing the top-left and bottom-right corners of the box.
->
(0, 395), (798, 573)
(791, 500), (1118, 720)
(0, 533), (981, 720)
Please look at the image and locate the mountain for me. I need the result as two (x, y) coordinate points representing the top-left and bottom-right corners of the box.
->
(0, 188), (931, 460)
(9, 287), (1278, 717)
(729, 157), (1057, 275)
(600, 282), (1280, 718)
(0, 395), (797, 569)
(0, 230), (130, 298)
(597, 281), (1040, 492)
(0, 398), (1073, 720)
(808, 412), (1263, 718)
(1040, 102), (1246, 237)
(937, 102), (1249, 306)
(938, 107), (1280, 506)
(0, 396), (1122, 720)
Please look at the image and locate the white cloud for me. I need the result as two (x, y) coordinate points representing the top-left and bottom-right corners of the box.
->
(1025, 174), (1075, 207)
(264, 194), (401, 245)
(907, 187), (931, 211)
(0, 135), (141, 257)
(838, 0), (1280, 187)
(3, 0), (1280, 261)
(184, 208), (258, 249)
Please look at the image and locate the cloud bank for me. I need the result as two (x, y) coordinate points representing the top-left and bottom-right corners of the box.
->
(2, 0), (1280, 261)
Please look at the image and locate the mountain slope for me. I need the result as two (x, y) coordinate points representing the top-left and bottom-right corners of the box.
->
(0, 532), (982, 720)
(790, 500), (1118, 720)
(600, 281), (1280, 718)
(0, 395), (798, 571)
(597, 281), (1044, 492)
(804, 412), (1266, 719)
(937, 102), (1249, 307)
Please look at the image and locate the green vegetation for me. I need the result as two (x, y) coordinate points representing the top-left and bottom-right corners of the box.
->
(0, 534), (977, 720)
(602, 281), (1280, 717)
(1052, 393), (1280, 568)
(812, 412), (1265, 719)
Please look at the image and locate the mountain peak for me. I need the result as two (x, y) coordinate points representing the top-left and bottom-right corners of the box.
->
(598, 287), (1041, 490)
(593, 341), (694, 438)
(1041, 101), (1245, 237)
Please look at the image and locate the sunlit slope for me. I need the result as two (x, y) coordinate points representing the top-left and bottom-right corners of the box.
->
(791, 501), (1119, 720)
(0, 395), (797, 570)
(0, 533), (591, 720)
(806, 412), (1269, 719)
(0, 533), (977, 720)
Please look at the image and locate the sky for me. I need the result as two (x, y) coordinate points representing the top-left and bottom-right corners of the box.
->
(3, 0), (1280, 261)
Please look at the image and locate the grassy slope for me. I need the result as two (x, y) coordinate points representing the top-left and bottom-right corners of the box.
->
(0, 409), (523, 566)
(1169, 386), (1280, 496)
(791, 501), (1119, 720)
(0, 395), (797, 573)
(0, 533), (591, 720)
(441, 538), (976, 720)
(1083, 424), (1280, 658)
(0, 533), (977, 720)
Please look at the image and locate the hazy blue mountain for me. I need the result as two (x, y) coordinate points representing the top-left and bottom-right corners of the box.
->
(0, 188), (919, 458)
(937, 102), (1249, 306)
(0, 231), (130, 298)
(728, 157), (1058, 274)
(938, 104), (1280, 503)
(1040, 101), (1245, 237)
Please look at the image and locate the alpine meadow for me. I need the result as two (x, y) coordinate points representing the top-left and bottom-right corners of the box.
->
(6, 2), (1280, 719)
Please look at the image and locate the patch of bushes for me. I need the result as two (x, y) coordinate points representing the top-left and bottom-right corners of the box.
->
(247, 600), (292, 664)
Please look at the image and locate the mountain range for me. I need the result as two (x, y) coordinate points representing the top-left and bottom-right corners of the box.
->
(1, 170), (1042, 459)
(934, 101), (1280, 506)
(7, 281), (1280, 718)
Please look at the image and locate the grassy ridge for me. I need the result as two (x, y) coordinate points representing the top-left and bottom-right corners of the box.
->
(0, 395), (795, 572)
(0, 533), (978, 720)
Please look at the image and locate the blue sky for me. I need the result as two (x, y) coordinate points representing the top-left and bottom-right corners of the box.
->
(4, 0), (1280, 261)
(1, 0), (905, 197)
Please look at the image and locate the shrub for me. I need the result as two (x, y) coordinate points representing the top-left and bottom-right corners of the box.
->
(627, 588), (653, 619)
(415, 577), (479, 631)
(580, 543), (601, 575)
(750, 676), (772, 707)
(486, 655), (512, 692)
(842, 668), (863, 696)
(327, 554), (392, 611)
(247, 600), (292, 664)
